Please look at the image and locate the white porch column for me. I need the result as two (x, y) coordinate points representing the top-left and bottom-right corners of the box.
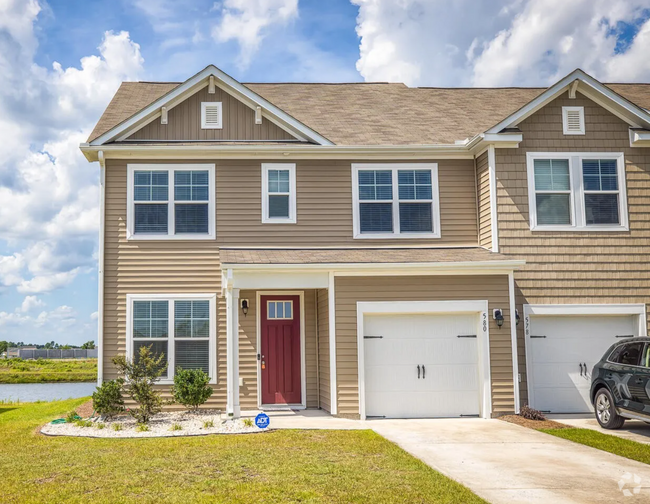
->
(328, 271), (338, 415)
(226, 286), (241, 417)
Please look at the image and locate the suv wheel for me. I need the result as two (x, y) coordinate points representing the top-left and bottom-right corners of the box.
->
(594, 388), (625, 430)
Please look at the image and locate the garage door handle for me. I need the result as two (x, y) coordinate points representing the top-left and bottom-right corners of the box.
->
(530, 335), (546, 339)
(422, 365), (425, 379)
(417, 365), (420, 379)
(457, 334), (477, 338)
(616, 334), (634, 338)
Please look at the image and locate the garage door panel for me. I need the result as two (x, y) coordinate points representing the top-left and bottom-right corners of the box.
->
(528, 314), (638, 414)
(364, 312), (480, 419)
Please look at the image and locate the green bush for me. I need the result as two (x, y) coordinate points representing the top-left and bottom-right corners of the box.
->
(171, 368), (213, 411)
(136, 423), (149, 432)
(243, 418), (254, 427)
(112, 345), (166, 424)
(96, 422), (105, 430)
(92, 379), (125, 419)
(170, 423), (182, 431)
(112, 423), (122, 432)
(65, 411), (80, 423)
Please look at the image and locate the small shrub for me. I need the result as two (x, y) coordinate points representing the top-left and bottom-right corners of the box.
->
(243, 418), (254, 427)
(96, 422), (105, 430)
(112, 345), (166, 424)
(170, 423), (182, 431)
(112, 423), (123, 432)
(171, 368), (213, 412)
(203, 420), (214, 428)
(65, 411), (80, 423)
(519, 405), (546, 421)
(136, 423), (150, 432)
(74, 420), (93, 428)
(92, 379), (125, 419)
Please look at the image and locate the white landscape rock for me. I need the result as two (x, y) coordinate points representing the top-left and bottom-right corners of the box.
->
(40, 410), (264, 438)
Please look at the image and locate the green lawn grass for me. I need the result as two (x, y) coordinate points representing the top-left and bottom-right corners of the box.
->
(0, 399), (485, 504)
(540, 428), (650, 465)
(0, 358), (96, 383)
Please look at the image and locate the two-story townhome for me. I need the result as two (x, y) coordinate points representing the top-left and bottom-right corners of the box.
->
(80, 65), (650, 419)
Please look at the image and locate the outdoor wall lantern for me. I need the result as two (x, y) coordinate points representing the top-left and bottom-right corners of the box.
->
(492, 308), (504, 328)
(241, 299), (249, 317)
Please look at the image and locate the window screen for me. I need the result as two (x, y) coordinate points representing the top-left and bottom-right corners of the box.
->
(533, 159), (571, 225)
(174, 171), (209, 234)
(582, 159), (620, 225)
(267, 169), (290, 218)
(134, 171), (169, 234)
(359, 170), (393, 233)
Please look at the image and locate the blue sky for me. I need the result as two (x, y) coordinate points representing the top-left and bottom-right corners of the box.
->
(1, 0), (650, 346)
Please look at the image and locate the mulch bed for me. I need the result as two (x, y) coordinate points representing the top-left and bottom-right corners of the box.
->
(499, 414), (571, 430)
(75, 400), (95, 418)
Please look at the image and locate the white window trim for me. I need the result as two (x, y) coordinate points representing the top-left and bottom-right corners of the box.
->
(526, 152), (628, 232)
(126, 293), (218, 385)
(562, 106), (585, 135)
(261, 163), (297, 224)
(351, 163), (441, 239)
(127, 164), (216, 240)
(201, 102), (223, 129)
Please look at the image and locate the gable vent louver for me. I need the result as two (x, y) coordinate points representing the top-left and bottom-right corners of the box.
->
(201, 102), (223, 129)
(562, 106), (585, 135)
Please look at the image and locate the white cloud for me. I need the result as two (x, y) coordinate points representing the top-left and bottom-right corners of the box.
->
(212, 0), (299, 67)
(352, 0), (650, 87)
(20, 295), (45, 313)
(0, 1), (144, 295)
(90, 311), (99, 321)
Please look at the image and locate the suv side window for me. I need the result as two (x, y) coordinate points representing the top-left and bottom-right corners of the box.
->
(610, 342), (644, 366)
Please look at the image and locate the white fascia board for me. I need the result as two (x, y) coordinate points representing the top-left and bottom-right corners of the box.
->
(630, 129), (650, 147)
(79, 143), (474, 162)
(486, 69), (650, 134)
(221, 259), (526, 272)
(89, 65), (334, 147)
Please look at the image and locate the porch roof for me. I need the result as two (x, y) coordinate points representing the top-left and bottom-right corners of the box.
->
(220, 247), (521, 267)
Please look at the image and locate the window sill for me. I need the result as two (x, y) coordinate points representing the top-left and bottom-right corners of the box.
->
(156, 379), (218, 386)
(127, 234), (216, 241)
(530, 225), (629, 232)
(353, 232), (441, 240)
(261, 218), (297, 224)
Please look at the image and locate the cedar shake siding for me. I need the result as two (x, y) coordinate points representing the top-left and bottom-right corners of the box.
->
(495, 91), (650, 405)
(476, 150), (492, 249)
(333, 275), (515, 418)
(127, 86), (297, 142)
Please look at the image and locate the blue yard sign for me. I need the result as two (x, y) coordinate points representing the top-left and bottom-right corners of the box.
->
(255, 412), (270, 429)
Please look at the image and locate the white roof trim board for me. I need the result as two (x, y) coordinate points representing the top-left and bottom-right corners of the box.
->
(90, 65), (334, 146)
(486, 69), (650, 134)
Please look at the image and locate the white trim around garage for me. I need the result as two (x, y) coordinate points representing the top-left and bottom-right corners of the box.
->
(356, 300), (492, 420)
(523, 303), (648, 411)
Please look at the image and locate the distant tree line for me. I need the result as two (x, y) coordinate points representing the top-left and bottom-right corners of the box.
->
(0, 340), (95, 354)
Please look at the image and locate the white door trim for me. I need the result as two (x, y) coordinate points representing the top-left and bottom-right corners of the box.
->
(356, 300), (492, 420)
(256, 291), (307, 409)
(523, 303), (647, 411)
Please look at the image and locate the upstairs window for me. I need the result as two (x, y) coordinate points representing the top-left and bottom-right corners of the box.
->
(527, 153), (628, 231)
(352, 164), (440, 239)
(127, 164), (215, 240)
(261, 163), (296, 223)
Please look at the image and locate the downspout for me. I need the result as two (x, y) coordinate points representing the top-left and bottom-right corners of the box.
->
(97, 151), (106, 386)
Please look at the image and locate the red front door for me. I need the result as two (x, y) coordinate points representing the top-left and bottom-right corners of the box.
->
(261, 295), (302, 405)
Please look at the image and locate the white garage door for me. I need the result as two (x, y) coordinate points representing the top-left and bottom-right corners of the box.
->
(363, 313), (480, 418)
(528, 315), (638, 413)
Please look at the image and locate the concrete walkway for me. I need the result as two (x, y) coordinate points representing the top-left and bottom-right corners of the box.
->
(371, 418), (650, 504)
(549, 413), (650, 445)
(241, 410), (650, 503)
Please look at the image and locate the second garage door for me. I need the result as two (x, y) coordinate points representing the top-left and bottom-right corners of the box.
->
(527, 314), (639, 413)
(363, 313), (480, 418)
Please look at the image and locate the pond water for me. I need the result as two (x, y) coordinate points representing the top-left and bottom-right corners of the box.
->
(0, 382), (96, 403)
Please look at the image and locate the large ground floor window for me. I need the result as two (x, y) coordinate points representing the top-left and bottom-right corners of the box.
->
(126, 293), (217, 384)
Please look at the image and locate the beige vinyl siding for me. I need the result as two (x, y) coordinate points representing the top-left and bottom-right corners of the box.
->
(217, 159), (478, 246)
(495, 91), (650, 405)
(127, 86), (296, 142)
(317, 288), (331, 412)
(333, 275), (514, 418)
(238, 289), (319, 409)
(476, 150), (492, 249)
(103, 159), (225, 407)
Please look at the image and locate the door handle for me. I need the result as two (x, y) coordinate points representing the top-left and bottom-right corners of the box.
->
(422, 365), (425, 379)
(579, 363), (583, 376)
(417, 365), (420, 379)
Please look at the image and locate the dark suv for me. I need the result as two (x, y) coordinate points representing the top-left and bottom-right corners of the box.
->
(591, 337), (650, 429)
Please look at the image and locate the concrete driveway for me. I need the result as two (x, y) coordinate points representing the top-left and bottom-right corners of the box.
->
(548, 413), (650, 445)
(370, 418), (650, 504)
